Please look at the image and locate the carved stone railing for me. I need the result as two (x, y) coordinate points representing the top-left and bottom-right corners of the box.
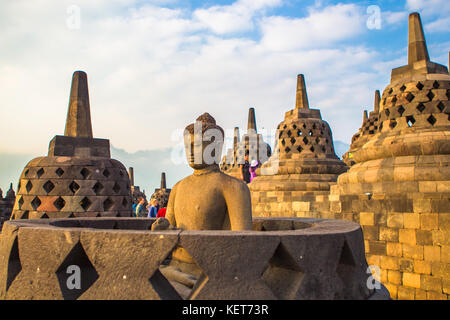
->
(0, 217), (389, 300)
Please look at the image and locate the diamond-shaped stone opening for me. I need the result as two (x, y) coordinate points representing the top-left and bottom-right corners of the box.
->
(302, 137), (308, 145)
(156, 247), (207, 300)
(56, 168), (65, 177)
(54, 197), (66, 211)
(103, 198), (113, 211)
(283, 124), (287, 129)
(26, 181), (33, 193)
(297, 146), (303, 153)
(122, 197), (128, 208)
(389, 120), (397, 129)
(31, 196), (41, 210)
(334, 240), (366, 300)
(103, 169), (110, 178)
(69, 181), (80, 194)
(281, 139), (286, 146)
(399, 85), (406, 92)
(80, 197), (92, 211)
(119, 170), (124, 177)
(278, 131), (283, 139)
(17, 181), (21, 193)
(290, 137), (296, 145)
(397, 105), (405, 116)
(315, 137), (320, 144)
(297, 130), (302, 136)
(385, 109), (390, 117)
(416, 82), (424, 90)
(432, 81), (440, 89)
(406, 115), (416, 127)
(308, 130), (313, 136)
(6, 237), (22, 291)
(427, 114), (436, 126)
(406, 92), (415, 102)
(302, 123), (306, 129)
(18, 196), (24, 210)
(37, 168), (44, 178)
(426, 91), (434, 101)
(92, 182), (104, 195)
(321, 146), (326, 152)
(284, 147), (291, 153)
(24, 169), (29, 177)
(113, 183), (121, 194)
(447, 89), (450, 100)
(80, 168), (90, 179)
(292, 124), (297, 129)
(416, 103), (426, 113)
(388, 88), (393, 94)
(287, 130), (292, 137)
(391, 96), (397, 104)
(261, 243), (305, 300)
(312, 123), (316, 130)
(43, 180), (55, 194)
(310, 146), (315, 152)
(436, 102), (445, 112)
(56, 242), (99, 300)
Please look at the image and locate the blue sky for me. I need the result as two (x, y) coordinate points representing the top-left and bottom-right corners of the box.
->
(0, 0), (449, 192)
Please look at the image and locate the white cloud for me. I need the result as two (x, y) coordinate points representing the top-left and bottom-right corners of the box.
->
(193, 0), (282, 34)
(426, 16), (450, 32)
(406, 0), (450, 15)
(259, 4), (365, 51)
(0, 0), (395, 159)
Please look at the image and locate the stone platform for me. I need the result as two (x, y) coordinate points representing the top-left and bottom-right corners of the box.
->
(0, 217), (389, 300)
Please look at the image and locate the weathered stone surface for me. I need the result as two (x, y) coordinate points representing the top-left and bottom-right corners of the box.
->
(0, 217), (388, 300)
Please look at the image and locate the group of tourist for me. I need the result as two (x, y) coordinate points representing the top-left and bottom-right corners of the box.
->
(132, 197), (166, 218)
(239, 153), (259, 184)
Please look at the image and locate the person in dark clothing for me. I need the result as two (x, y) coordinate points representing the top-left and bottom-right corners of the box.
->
(240, 153), (251, 184)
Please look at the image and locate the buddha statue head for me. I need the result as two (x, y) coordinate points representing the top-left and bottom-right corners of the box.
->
(184, 113), (224, 170)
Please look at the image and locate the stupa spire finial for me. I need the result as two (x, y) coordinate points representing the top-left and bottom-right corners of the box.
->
(408, 12), (429, 65)
(64, 71), (93, 138)
(296, 74), (309, 109)
(374, 90), (381, 113)
(248, 107), (257, 132)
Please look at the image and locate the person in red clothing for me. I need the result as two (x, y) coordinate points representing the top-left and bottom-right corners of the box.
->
(156, 207), (167, 218)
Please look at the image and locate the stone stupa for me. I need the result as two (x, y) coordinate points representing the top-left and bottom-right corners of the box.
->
(220, 108), (271, 179)
(250, 74), (348, 217)
(10, 71), (132, 219)
(150, 172), (171, 208)
(342, 90), (381, 166)
(329, 12), (450, 300)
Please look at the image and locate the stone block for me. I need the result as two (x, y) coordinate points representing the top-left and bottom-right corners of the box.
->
(387, 270), (402, 285)
(421, 275), (442, 292)
(431, 262), (450, 279)
(415, 230), (433, 245)
(415, 288), (427, 300)
(399, 228), (416, 245)
(387, 242), (403, 257)
(398, 286), (415, 300)
(426, 291), (447, 300)
(369, 241), (386, 255)
(424, 246), (441, 262)
(360, 212), (374, 226)
(403, 213), (420, 229)
(432, 230), (450, 246)
(402, 272), (421, 289)
(380, 256), (399, 270)
(414, 260), (431, 275)
(403, 244), (424, 260)
(379, 227), (399, 242)
(442, 246), (450, 263)
(399, 258), (414, 272)
(387, 213), (403, 228)
(420, 213), (439, 230)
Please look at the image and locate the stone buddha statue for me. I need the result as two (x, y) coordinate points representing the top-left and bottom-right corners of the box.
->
(153, 113), (253, 297)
